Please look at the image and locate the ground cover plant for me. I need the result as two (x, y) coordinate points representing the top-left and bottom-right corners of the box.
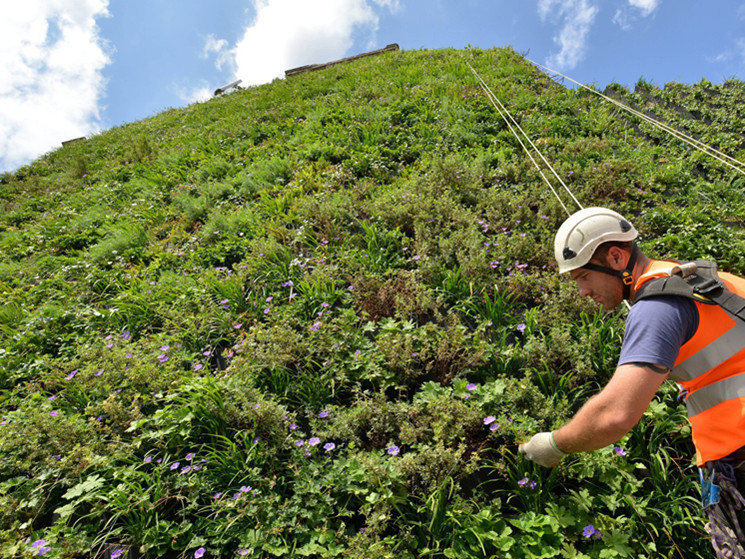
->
(1, 46), (745, 558)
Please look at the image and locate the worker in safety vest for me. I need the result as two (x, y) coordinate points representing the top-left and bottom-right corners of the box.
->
(519, 207), (745, 555)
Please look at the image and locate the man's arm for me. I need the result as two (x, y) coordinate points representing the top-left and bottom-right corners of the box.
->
(519, 363), (668, 466)
(553, 363), (667, 453)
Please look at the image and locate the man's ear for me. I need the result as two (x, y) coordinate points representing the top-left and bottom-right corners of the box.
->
(606, 246), (629, 270)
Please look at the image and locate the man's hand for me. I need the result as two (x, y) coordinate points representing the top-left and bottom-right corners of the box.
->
(518, 431), (566, 467)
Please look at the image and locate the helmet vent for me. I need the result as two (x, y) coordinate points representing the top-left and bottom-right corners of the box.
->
(620, 220), (632, 233)
(563, 247), (577, 260)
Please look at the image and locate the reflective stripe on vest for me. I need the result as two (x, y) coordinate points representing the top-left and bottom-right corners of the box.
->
(685, 371), (745, 416)
(635, 260), (745, 465)
(672, 317), (745, 383)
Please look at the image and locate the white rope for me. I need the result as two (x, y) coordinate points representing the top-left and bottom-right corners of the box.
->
(466, 61), (582, 216)
(527, 58), (745, 176)
(466, 60), (633, 310)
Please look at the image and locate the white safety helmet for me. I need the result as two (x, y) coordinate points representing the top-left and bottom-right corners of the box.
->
(554, 207), (638, 274)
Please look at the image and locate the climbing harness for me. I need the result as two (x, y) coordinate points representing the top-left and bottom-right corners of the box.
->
(701, 460), (745, 558)
(526, 58), (745, 177)
(633, 260), (745, 321)
(634, 261), (745, 554)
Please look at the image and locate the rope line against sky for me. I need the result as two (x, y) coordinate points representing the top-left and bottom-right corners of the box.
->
(527, 58), (745, 177)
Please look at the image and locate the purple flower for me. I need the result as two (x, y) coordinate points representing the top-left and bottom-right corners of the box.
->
(516, 323), (526, 333)
(65, 370), (78, 380)
(466, 383), (478, 391)
(158, 354), (168, 363)
(490, 422), (499, 432)
(123, 332), (131, 340)
(309, 437), (321, 446)
(387, 446), (400, 456)
(50, 411), (58, 417)
(483, 416), (496, 425)
(95, 370), (104, 377)
(195, 547), (206, 558)
(518, 477), (537, 489)
(614, 446), (627, 456)
(319, 411), (329, 418)
(194, 364), (203, 371)
(310, 322), (321, 331)
(37, 547), (51, 556)
(582, 524), (602, 539)
(181, 465), (192, 474)
(213, 492), (222, 499)
(240, 485), (252, 493)
(160, 345), (170, 351)
(237, 549), (249, 556)
(185, 453), (195, 461)
(111, 549), (123, 559)
(289, 423), (298, 430)
(234, 323), (243, 329)
(295, 440), (305, 447)
(323, 442), (336, 452)
(144, 456), (153, 463)
(170, 462), (180, 470)
(31, 540), (46, 549)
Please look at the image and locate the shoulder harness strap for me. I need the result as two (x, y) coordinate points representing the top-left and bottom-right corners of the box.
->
(633, 261), (745, 321)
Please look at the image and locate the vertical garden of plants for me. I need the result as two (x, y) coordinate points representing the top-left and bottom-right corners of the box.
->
(1, 46), (745, 558)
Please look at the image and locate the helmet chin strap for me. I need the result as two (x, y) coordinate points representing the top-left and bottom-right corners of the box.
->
(581, 246), (639, 300)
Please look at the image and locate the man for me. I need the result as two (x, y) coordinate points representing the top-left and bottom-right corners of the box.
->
(518, 206), (745, 556)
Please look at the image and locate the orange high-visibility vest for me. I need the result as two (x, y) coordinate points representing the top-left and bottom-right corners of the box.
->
(634, 260), (745, 466)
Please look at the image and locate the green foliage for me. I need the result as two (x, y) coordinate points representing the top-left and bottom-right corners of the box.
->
(0, 46), (738, 557)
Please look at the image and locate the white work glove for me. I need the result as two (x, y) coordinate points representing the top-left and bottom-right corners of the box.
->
(518, 431), (567, 467)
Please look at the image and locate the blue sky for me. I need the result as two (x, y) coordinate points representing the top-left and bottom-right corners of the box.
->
(1, 1), (744, 173)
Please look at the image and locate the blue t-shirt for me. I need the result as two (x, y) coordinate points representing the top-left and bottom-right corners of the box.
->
(618, 296), (699, 371)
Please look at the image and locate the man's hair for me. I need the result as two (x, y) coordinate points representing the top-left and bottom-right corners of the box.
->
(592, 240), (636, 262)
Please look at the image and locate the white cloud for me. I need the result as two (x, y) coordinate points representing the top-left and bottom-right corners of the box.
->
(613, 0), (660, 30)
(628, 0), (660, 17)
(538, 0), (599, 70)
(707, 37), (745, 69)
(174, 81), (213, 105)
(202, 34), (233, 72)
(0, 1), (111, 173)
(223, 0), (396, 87)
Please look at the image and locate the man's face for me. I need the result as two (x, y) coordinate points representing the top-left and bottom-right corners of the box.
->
(569, 259), (625, 311)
